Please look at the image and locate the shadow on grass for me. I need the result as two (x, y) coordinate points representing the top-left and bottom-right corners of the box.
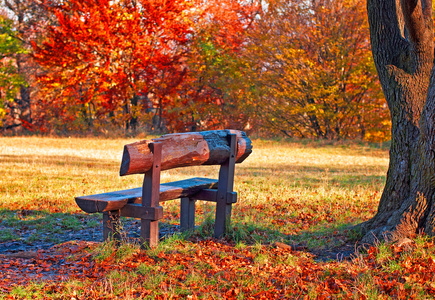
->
(0, 209), (103, 254)
(1, 153), (374, 260)
(0, 207), (360, 262)
(226, 220), (361, 261)
(185, 210), (362, 261)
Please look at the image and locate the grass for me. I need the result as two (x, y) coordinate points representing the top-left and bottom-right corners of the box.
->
(8, 136), (434, 298)
(0, 137), (387, 248)
(0, 208), (100, 245)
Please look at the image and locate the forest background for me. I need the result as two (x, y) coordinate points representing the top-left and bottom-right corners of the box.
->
(0, 0), (390, 142)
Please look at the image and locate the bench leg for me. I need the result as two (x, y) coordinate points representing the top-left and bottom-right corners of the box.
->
(141, 219), (159, 248)
(103, 211), (121, 244)
(214, 133), (236, 238)
(215, 202), (232, 238)
(180, 197), (195, 231)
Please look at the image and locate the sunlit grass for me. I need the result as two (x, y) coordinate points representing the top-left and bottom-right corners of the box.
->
(0, 136), (388, 249)
(6, 138), (435, 298)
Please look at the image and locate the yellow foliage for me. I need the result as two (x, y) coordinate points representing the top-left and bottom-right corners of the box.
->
(242, 0), (389, 141)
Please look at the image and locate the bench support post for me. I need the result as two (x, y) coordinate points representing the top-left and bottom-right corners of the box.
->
(103, 210), (121, 243)
(180, 197), (195, 230)
(214, 133), (237, 238)
(141, 142), (162, 248)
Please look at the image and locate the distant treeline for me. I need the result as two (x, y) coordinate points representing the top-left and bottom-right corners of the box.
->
(0, 0), (390, 141)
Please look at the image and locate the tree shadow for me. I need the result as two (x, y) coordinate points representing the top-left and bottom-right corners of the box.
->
(223, 219), (361, 262)
(0, 207), (361, 261)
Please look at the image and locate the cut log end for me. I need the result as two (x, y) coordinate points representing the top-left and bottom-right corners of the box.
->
(119, 146), (130, 176)
(119, 140), (153, 176)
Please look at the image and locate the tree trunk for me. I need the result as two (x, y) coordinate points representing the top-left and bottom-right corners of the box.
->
(359, 0), (435, 243)
(130, 94), (138, 133)
(18, 84), (32, 125)
(11, 2), (33, 132)
(13, 52), (32, 132)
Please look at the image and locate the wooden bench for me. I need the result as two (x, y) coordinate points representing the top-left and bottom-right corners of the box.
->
(75, 130), (252, 247)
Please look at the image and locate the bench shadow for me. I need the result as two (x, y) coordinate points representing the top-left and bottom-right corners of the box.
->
(0, 207), (360, 262)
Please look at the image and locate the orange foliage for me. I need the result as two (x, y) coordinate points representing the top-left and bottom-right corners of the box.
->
(242, 0), (390, 141)
(29, 0), (390, 140)
(166, 0), (259, 132)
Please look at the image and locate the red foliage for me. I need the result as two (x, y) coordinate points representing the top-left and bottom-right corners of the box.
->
(32, 0), (193, 131)
(2, 235), (435, 298)
(31, 0), (258, 133)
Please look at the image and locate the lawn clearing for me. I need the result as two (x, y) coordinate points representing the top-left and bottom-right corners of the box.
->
(0, 137), (387, 250)
(2, 136), (432, 298)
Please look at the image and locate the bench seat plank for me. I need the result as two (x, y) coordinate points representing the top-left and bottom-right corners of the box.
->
(75, 177), (218, 213)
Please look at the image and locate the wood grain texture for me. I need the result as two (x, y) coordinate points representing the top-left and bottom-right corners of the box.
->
(75, 177), (218, 213)
(119, 130), (252, 176)
(120, 204), (164, 220)
(180, 197), (195, 231)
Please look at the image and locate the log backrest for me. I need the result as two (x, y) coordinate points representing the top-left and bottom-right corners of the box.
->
(119, 130), (252, 176)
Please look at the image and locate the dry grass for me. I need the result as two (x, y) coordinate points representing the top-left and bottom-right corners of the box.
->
(0, 137), (135, 212)
(0, 136), (388, 249)
(4, 137), (435, 299)
(13, 137), (435, 299)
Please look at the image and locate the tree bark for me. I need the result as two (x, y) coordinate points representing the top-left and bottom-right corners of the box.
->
(359, 0), (435, 243)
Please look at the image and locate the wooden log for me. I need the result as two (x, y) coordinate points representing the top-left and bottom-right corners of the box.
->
(75, 177), (218, 213)
(180, 197), (195, 231)
(119, 130), (252, 176)
(120, 204), (164, 220)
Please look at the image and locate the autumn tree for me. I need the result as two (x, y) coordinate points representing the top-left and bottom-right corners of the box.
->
(356, 0), (435, 242)
(168, 0), (258, 132)
(31, 0), (259, 134)
(32, 0), (193, 133)
(0, 15), (27, 130)
(243, 0), (389, 141)
(0, 0), (48, 132)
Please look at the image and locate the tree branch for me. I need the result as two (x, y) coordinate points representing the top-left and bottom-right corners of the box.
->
(401, 0), (432, 47)
(421, 0), (432, 18)
(367, 0), (409, 67)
